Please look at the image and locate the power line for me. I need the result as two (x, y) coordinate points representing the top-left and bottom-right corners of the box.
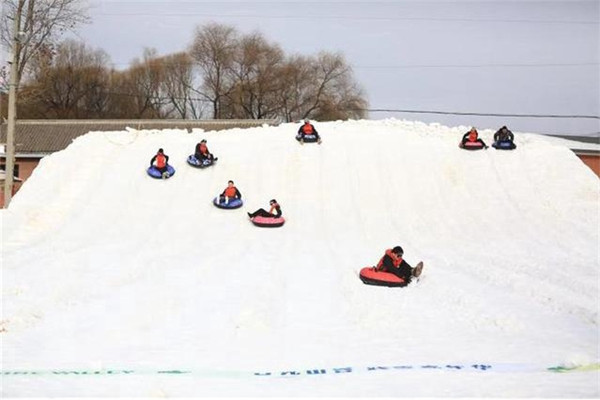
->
(354, 63), (599, 69)
(94, 12), (598, 25)
(104, 60), (598, 69)
(368, 109), (600, 119)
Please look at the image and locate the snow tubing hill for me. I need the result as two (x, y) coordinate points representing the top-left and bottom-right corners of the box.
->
(492, 140), (517, 150)
(187, 155), (217, 168)
(213, 197), (243, 209)
(147, 165), (176, 179)
(359, 267), (407, 287)
(459, 141), (486, 150)
(251, 215), (285, 227)
(296, 134), (319, 143)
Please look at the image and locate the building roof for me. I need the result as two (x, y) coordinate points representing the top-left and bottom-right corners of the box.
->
(548, 134), (600, 145)
(542, 134), (600, 154)
(572, 149), (600, 156)
(0, 119), (279, 156)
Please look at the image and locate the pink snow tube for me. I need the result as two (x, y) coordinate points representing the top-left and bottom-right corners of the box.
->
(251, 216), (285, 228)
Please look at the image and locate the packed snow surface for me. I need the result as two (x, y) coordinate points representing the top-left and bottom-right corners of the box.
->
(1, 119), (598, 397)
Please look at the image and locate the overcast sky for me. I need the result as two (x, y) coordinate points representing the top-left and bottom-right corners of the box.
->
(69, 0), (599, 136)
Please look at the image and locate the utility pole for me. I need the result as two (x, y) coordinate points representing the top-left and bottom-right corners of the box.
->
(4, 8), (23, 208)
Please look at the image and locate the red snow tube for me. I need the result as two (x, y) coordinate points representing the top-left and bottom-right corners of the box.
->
(251, 215), (285, 228)
(359, 267), (407, 287)
(460, 141), (485, 150)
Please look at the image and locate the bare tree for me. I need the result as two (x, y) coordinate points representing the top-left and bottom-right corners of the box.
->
(159, 52), (199, 119)
(225, 31), (285, 119)
(0, 66), (8, 119)
(19, 39), (110, 118)
(115, 51), (205, 119)
(11, 17), (368, 121)
(1, 0), (89, 85)
(276, 55), (317, 122)
(309, 54), (368, 121)
(311, 85), (368, 121)
(123, 48), (166, 118)
(105, 69), (138, 118)
(303, 52), (349, 119)
(189, 23), (238, 119)
(273, 52), (367, 122)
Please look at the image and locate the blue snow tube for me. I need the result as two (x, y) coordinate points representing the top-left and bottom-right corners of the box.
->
(147, 165), (175, 179)
(492, 140), (517, 150)
(213, 196), (243, 209)
(187, 155), (217, 168)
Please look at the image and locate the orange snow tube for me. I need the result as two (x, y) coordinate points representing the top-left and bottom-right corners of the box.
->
(359, 267), (407, 287)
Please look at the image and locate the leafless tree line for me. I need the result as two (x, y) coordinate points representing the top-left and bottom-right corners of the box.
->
(7, 18), (368, 121)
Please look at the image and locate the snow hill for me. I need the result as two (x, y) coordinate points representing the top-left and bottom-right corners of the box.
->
(1, 119), (598, 397)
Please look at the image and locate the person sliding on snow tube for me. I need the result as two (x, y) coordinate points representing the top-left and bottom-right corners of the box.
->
(492, 126), (517, 150)
(149, 148), (171, 178)
(195, 139), (216, 163)
(248, 199), (282, 219)
(376, 246), (422, 285)
(296, 119), (322, 144)
(459, 127), (488, 150)
(218, 180), (242, 204)
(359, 246), (423, 287)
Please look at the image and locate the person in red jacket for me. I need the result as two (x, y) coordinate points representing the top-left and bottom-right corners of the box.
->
(194, 139), (216, 163)
(247, 199), (282, 219)
(460, 127), (488, 149)
(376, 246), (423, 284)
(219, 180), (242, 204)
(296, 119), (322, 144)
(150, 148), (170, 177)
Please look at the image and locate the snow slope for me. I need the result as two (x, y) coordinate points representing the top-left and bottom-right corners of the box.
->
(1, 119), (598, 397)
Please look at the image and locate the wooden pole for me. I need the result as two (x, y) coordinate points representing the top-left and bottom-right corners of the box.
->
(4, 4), (23, 208)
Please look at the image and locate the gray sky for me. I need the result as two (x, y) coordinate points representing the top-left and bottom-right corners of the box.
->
(71, 0), (598, 136)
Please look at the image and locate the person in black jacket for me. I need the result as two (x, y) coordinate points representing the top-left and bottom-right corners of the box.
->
(247, 199), (282, 219)
(492, 126), (517, 149)
(376, 246), (422, 284)
(194, 139), (216, 162)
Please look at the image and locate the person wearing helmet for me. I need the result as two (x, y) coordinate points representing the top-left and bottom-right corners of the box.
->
(194, 139), (216, 163)
(296, 119), (322, 144)
(460, 127), (488, 149)
(247, 199), (282, 219)
(375, 245), (423, 284)
(150, 148), (170, 177)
